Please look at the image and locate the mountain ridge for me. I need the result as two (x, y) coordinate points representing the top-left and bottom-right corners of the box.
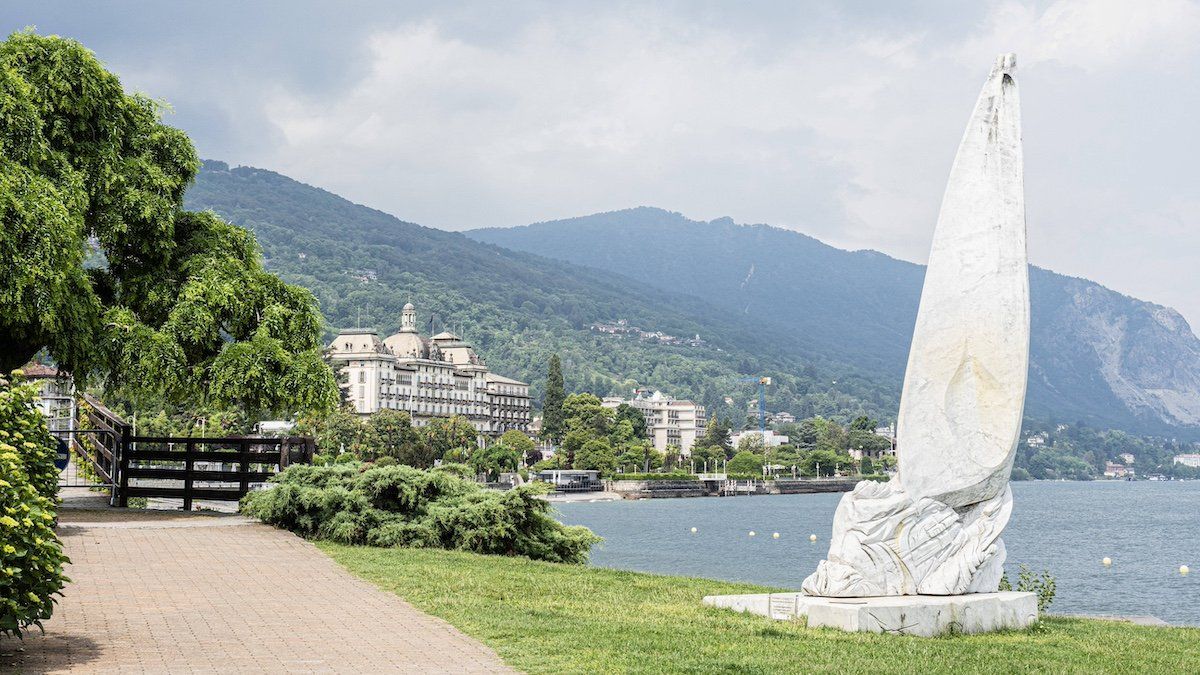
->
(184, 161), (900, 426)
(469, 207), (1200, 437)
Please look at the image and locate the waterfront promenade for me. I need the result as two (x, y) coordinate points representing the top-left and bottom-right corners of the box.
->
(1, 496), (511, 673)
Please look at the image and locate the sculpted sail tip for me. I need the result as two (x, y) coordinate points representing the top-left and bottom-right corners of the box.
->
(802, 54), (1028, 598)
(897, 51), (1028, 508)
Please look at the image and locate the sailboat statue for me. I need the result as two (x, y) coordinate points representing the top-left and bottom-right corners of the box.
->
(803, 54), (1028, 597)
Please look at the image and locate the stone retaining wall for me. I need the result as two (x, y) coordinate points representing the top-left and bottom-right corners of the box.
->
(608, 478), (860, 499)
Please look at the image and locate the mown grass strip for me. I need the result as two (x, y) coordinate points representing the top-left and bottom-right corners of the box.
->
(319, 544), (1200, 674)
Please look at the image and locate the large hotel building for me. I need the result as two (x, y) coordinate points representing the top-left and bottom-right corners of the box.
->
(602, 389), (706, 455)
(327, 303), (531, 438)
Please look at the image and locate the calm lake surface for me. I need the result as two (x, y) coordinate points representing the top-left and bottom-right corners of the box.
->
(555, 481), (1200, 625)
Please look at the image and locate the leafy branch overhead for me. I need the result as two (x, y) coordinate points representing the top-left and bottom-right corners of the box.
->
(0, 31), (336, 416)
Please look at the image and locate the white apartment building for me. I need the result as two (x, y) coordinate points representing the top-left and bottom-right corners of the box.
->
(731, 429), (790, 449)
(603, 390), (706, 455)
(1173, 453), (1200, 468)
(327, 303), (531, 438)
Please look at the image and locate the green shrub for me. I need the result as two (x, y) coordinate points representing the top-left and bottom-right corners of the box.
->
(372, 456), (397, 467)
(1, 375), (70, 637)
(242, 463), (600, 563)
(999, 564), (1057, 611)
(433, 462), (474, 479)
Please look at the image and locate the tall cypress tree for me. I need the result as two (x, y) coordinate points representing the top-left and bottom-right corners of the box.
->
(542, 354), (566, 443)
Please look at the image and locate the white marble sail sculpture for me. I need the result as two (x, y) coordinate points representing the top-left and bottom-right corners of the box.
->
(803, 54), (1028, 597)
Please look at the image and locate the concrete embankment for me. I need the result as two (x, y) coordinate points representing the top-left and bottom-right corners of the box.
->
(607, 478), (859, 499)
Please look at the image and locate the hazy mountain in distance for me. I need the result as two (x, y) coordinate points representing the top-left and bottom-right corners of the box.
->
(470, 207), (1200, 436)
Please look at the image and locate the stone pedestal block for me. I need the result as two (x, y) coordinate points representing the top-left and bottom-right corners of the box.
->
(702, 591), (1038, 637)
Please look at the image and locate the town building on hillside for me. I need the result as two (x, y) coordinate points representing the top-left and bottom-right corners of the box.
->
(327, 302), (531, 438)
(1104, 461), (1131, 478)
(22, 363), (75, 434)
(602, 390), (706, 455)
(731, 429), (790, 449)
(769, 411), (796, 425)
(1119, 453), (1136, 465)
(1174, 453), (1200, 468)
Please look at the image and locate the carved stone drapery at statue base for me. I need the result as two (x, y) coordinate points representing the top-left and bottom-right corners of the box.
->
(801, 478), (1011, 597)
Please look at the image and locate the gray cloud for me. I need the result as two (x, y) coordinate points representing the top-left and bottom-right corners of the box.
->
(5, 0), (1199, 327)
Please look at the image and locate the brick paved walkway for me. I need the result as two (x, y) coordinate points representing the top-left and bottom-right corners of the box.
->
(2, 508), (512, 673)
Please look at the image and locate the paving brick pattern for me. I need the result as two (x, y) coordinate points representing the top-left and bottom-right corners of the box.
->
(2, 511), (512, 673)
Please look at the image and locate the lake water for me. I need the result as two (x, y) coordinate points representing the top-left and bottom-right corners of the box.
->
(554, 481), (1200, 625)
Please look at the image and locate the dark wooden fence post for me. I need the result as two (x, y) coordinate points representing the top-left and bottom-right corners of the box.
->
(117, 423), (131, 507)
(238, 439), (251, 497)
(183, 440), (195, 511)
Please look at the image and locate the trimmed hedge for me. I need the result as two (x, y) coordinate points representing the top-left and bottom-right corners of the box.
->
(242, 463), (600, 564)
(1, 375), (70, 637)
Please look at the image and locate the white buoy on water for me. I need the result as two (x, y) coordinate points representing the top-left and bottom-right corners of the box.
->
(748, 531), (756, 537)
(690, 527), (698, 534)
(1102, 557), (1112, 567)
(772, 532), (780, 539)
(1182, 565), (1190, 576)
(809, 534), (818, 542)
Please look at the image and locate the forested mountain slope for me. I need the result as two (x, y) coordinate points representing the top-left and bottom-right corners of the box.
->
(184, 162), (896, 423)
(471, 207), (1200, 437)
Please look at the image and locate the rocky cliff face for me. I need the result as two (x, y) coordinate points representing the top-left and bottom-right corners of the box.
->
(1033, 271), (1200, 428)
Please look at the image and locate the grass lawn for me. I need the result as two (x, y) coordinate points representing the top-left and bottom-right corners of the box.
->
(318, 544), (1200, 674)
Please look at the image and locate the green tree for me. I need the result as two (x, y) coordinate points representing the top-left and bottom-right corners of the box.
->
(812, 417), (849, 454)
(728, 450), (764, 475)
(574, 439), (617, 476)
(766, 444), (802, 469)
(790, 419), (820, 450)
(616, 442), (662, 473)
(368, 409), (422, 464)
(470, 443), (521, 481)
(609, 419), (638, 450)
(847, 427), (891, 458)
(690, 444), (725, 472)
(563, 393), (614, 437)
(736, 433), (768, 455)
(661, 444), (684, 471)
(541, 354), (566, 443)
(560, 429), (590, 466)
(0, 32), (336, 417)
(499, 429), (538, 466)
(613, 403), (647, 440)
(422, 416), (478, 462)
(860, 456), (875, 475)
(697, 417), (733, 455)
(800, 449), (849, 477)
(297, 405), (369, 456)
(849, 415), (876, 432)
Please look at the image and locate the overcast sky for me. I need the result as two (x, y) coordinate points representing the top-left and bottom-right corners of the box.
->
(6, 1), (1199, 326)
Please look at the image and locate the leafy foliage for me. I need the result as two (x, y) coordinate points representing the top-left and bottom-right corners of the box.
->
(727, 450), (764, 475)
(469, 442), (520, 481)
(0, 373), (69, 637)
(573, 439), (617, 476)
(541, 355), (565, 443)
(0, 32), (336, 417)
(242, 463), (599, 563)
(999, 564), (1057, 612)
